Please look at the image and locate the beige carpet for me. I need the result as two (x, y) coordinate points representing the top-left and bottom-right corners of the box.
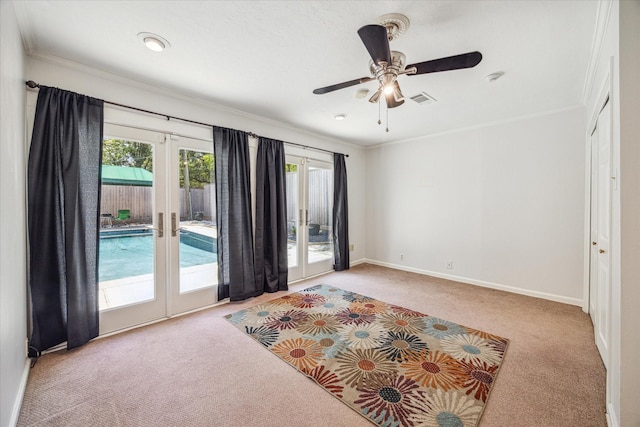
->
(17, 264), (606, 426)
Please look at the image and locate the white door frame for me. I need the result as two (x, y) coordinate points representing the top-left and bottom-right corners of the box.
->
(588, 125), (599, 320)
(594, 98), (612, 368)
(584, 73), (613, 370)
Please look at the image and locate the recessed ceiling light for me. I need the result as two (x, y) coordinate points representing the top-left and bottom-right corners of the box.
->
(334, 114), (347, 121)
(138, 32), (170, 52)
(144, 37), (164, 52)
(485, 71), (505, 82)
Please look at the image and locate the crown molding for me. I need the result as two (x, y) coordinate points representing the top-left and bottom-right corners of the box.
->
(581, 0), (613, 105)
(11, 0), (37, 55)
(26, 52), (363, 153)
(366, 104), (585, 150)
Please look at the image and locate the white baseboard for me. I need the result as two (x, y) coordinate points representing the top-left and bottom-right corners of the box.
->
(606, 402), (618, 427)
(362, 259), (584, 307)
(350, 258), (366, 267)
(9, 358), (30, 427)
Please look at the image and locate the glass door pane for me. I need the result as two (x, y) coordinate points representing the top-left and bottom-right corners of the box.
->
(286, 157), (303, 281)
(99, 124), (166, 335)
(170, 137), (217, 315)
(305, 160), (333, 276)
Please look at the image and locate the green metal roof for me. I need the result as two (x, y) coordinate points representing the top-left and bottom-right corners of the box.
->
(101, 165), (153, 186)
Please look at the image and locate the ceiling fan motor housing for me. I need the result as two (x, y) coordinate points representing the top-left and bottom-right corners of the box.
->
(376, 13), (411, 41)
(370, 51), (406, 89)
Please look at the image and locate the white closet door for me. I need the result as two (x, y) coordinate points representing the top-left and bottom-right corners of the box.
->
(589, 100), (612, 369)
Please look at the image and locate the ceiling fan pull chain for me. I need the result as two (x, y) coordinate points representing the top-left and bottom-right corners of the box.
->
(386, 104), (389, 132)
(378, 98), (382, 125)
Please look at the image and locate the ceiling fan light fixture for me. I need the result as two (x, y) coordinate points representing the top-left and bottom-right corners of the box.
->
(369, 88), (382, 104)
(384, 84), (394, 95)
(393, 87), (404, 103)
(138, 32), (170, 52)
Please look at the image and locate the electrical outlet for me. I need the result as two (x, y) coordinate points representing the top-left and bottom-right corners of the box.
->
(400, 253), (404, 261)
(446, 261), (453, 269)
(349, 244), (354, 252)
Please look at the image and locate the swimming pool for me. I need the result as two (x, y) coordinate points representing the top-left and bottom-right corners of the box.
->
(99, 229), (217, 282)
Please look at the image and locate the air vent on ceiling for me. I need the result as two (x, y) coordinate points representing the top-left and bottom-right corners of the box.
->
(410, 92), (437, 105)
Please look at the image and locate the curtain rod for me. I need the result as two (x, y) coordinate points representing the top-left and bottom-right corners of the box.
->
(25, 80), (348, 158)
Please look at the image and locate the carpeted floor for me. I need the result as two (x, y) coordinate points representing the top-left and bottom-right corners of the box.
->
(17, 264), (607, 426)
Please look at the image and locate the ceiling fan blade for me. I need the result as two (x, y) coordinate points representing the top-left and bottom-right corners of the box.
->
(385, 81), (405, 108)
(313, 76), (374, 94)
(407, 51), (483, 75)
(357, 24), (392, 66)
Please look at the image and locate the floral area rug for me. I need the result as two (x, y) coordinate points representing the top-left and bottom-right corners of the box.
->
(225, 284), (508, 426)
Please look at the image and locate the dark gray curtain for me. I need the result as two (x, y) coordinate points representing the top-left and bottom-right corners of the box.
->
(255, 138), (288, 293)
(213, 126), (258, 301)
(27, 86), (104, 352)
(333, 153), (350, 271)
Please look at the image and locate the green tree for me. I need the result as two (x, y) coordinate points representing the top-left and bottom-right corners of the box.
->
(102, 139), (153, 172)
(102, 140), (215, 189)
(179, 150), (214, 189)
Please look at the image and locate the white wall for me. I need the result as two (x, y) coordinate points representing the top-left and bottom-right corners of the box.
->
(26, 56), (367, 266)
(0, 2), (29, 426)
(365, 107), (586, 305)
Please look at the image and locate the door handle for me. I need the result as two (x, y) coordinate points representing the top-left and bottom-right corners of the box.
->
(599, 249), (605, 254)
(171, 212), (184, 237)
(157, 212), (164, 238)
(305, 209), (309, 226)
(147, 215), (164, 237)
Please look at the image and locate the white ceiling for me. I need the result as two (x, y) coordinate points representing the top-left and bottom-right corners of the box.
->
(13, 1), (598, 147)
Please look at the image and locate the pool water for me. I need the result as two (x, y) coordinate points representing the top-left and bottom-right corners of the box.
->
(99, 232), (217, 282)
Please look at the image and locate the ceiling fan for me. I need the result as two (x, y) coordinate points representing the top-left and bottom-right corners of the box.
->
(313, 14), (482, 110)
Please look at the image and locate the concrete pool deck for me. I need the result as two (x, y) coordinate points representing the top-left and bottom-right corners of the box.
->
(99, 263), (217, 310)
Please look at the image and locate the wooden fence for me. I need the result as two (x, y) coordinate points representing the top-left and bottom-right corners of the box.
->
(286, 168), (331, 227)
(100, 184), (215, 222)
(101, 170), (329, 226)
(100, 185), (152, 222)
(181, 184), (215, 220)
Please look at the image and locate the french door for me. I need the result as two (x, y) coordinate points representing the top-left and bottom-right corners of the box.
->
(286, 155), (334, 281)
(169, 135), (218, 314)
(99, 124), (217, 334)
